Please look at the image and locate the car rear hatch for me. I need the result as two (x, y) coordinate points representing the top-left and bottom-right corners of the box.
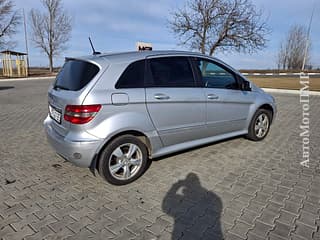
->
(47, 58), (102, 137)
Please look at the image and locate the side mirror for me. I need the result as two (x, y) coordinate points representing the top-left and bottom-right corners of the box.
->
(241, 80), (251, 91)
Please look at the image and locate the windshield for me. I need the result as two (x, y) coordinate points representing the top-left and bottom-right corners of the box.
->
(54, 60), (99, 91)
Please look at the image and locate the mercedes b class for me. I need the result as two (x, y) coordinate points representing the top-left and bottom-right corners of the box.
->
(44, 51), (276, 185)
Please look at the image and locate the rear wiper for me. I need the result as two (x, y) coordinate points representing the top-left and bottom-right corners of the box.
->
(53, 85), (70, 91)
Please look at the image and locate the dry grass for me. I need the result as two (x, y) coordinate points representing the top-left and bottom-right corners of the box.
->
(1, 67), (319, 91)
(0, 67), (59, 79)
(247, 76), (320, 91)
(27, 67), (59, 77)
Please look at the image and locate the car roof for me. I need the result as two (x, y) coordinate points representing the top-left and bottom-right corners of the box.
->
(66, 50), (238, 73)
(69, 50), (213, 64)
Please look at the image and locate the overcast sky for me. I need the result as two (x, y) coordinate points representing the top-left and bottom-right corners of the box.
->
(12, 0), (320, 69)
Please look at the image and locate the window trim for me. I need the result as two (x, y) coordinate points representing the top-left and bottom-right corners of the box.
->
(145, 56), (198, 88)
(190, 57), (241, 90)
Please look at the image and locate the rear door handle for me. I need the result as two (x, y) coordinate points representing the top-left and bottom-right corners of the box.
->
(154, 93), (170, 100)
(207, 94), (219, 100)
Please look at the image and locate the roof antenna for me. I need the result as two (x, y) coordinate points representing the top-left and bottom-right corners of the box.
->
(88, 37), (101, 55)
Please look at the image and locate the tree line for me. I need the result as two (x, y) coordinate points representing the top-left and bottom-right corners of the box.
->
(0, 0), (313, 72)
(0, 0), (71, 72)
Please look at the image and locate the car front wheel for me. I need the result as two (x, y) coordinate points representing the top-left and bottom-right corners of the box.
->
(246, 109), (272, 141)
(98, 135), (148, 185)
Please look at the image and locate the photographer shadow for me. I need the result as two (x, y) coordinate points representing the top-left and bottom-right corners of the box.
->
(162, 173), (223, 240)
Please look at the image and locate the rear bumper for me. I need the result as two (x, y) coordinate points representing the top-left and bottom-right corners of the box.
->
(44, 116), (102, 168)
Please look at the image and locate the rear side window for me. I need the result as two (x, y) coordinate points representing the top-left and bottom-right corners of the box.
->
(147, 57), (195, 87)
(115, 60), (145, 88)
(54, 60), (99, 91)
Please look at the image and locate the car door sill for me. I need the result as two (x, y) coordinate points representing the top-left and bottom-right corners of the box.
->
(151, 130), (247, 158)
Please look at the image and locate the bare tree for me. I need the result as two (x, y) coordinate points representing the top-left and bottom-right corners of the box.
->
(30, 0), (71, 72)
(277, 25), (310, 70)
(169, 0), (269, 56)
(0, 0), (21, 49)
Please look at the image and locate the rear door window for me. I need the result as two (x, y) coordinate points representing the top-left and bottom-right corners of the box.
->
(54, 60), (99, 91)
(147, 57), (195, 87)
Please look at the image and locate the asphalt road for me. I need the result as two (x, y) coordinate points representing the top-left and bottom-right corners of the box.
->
(0, 79), (319, 240)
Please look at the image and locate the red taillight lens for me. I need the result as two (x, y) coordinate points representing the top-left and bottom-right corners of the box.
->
(64, 104), (101, 124)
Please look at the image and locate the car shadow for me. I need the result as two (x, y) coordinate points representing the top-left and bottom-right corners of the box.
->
(162, 173), (223, 240)
(0, 86), (14, 91)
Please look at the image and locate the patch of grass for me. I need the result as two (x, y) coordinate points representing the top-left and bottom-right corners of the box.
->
(0, 67), (59, 79)
(247, 76), (320, 91)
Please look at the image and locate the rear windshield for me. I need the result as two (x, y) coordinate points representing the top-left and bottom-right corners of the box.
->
(54, 60), (99, 91)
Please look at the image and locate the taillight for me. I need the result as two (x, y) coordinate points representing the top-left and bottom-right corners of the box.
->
(64, 105), (101, 124)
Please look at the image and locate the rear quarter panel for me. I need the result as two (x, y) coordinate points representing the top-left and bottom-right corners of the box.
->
(83, 88), (156, 139)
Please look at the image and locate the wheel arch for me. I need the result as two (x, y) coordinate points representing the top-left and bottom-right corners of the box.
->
(92, 130), (152, 173)
(257, 103), (274, 123)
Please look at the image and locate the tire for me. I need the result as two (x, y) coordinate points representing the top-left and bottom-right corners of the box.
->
(246, 109), (272, 141)
(98, 135), (149, 185)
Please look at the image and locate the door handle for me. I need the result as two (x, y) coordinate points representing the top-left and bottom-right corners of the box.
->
(154, 94), (170, 100)
(207, 94), (219, 100)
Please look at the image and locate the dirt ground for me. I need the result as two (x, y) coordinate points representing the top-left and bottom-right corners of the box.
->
(1, 68), (319, 91)
(0, 67), (59, 79)
(247, 76), (320, 91)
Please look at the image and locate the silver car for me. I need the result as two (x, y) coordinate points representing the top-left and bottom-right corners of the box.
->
(44, 51), (276, 185)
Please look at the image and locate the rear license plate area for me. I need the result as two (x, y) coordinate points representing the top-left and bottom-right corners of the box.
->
(49, 105), (62, 124)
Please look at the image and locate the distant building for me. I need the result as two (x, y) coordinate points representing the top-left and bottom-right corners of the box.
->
(1, 50), (28, 77)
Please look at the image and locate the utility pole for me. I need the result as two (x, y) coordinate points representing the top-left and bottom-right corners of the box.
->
(301, 5), (315, 71)
(23, 9), (30, 76)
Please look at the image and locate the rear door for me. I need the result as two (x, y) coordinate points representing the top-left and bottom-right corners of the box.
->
(145, 56), (206, 146)
(48, 60), (100, 136)
(191, 57), (255, 136)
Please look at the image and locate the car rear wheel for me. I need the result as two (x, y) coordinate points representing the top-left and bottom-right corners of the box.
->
(246, 109), (272, 141)
(98, 135), (148, 185)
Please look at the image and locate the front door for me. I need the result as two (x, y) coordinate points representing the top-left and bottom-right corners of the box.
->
(192, 58), (255, 136)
